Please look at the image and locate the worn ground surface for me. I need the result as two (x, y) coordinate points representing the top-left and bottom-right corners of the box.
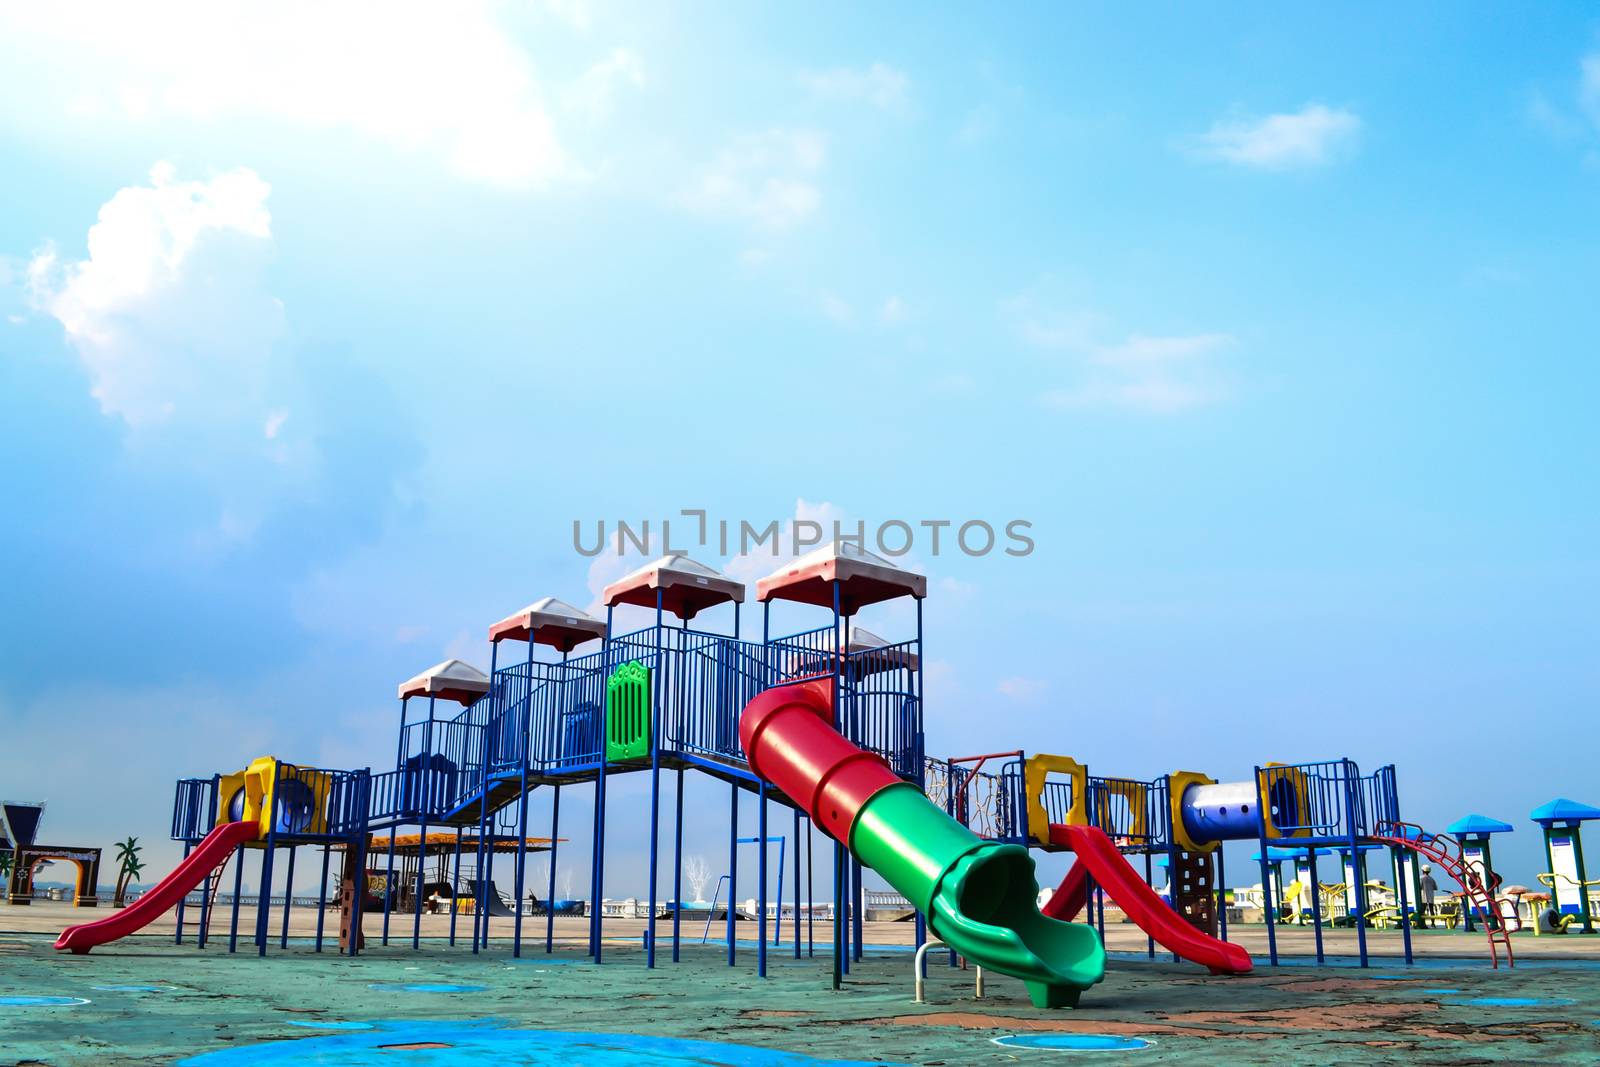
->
(2, 913), (1599, 1064)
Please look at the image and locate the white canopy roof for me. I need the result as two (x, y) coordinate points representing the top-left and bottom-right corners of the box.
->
(602, 553), (746, 619)
(756, 543), (926, 612)
(398, 658), (491, 704)
(488, 596), (607, 650)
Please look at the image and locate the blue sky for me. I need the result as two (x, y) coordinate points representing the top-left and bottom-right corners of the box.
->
(2, 3), (1596, 895)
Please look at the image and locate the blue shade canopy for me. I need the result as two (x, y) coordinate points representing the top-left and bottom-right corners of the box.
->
(1530, 798), (1600, 825)
(0, 802), (44, 849)
(1252, 847), (1303, 862)
(1447, 813), (1514, 836)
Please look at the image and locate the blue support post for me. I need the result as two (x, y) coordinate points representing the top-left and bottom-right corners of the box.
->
(546, 784), (561, 953)
(513, 639), (533, 958)
(227, 841), (245, 953)
(173, 840), (192, 945)
(347, 771), (371, 957)
(474, 640), (500, 954)
(590, 610), (612, 962)
(758, 790), (769, 977)
(1145, 852), (1156, 958)
(255, 768), (279, 957)
(830, 580), (844, 987)
(1253, 767), (1279, 966)
(806, 816), (815, 958)
(448, 827), (463, 946)
(1217, 845), (1229, 943)
(413, 694), (435, 951)
(1393, 845), (1414, 964)
(647, 589), (664, 968)
(673, 769), (684, 962)
(381, 826), (396, 946)
(727, 780), (738, 966)
(1344, 762), (1369, 967)
(1308, 847), (1325, 964)
(911, 594), (928, 966)
(793, 807), (802, 958)
(198, 776), (221, 950)
(315, 844), (330, 952)
(279, 845), (296, 949)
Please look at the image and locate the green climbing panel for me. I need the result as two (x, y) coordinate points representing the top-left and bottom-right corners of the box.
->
(605, 661), (651, 761)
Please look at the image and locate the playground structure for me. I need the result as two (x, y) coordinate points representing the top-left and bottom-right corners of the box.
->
(51, 545), (1532, 1000)
(2, 801), (102, 909)
(1531, 797), (1599, 934)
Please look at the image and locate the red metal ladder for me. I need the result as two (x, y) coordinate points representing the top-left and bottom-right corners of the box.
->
(1372, 821), (1514, 968)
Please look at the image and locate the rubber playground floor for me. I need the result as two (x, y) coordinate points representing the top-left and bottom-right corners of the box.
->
(3, 920), (1600, 1064)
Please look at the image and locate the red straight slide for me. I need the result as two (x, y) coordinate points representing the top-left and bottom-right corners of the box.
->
(1043, 823), (1252, 976)
(55, 820), (259, 954)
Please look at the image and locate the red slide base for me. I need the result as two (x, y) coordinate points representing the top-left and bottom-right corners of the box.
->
(55, 821), (259, 954)
(1045, 823), (1252, 976)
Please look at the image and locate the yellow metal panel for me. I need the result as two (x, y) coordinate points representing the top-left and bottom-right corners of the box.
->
(1092, 779), (1149, 840)
(215, 771), (248, 829)
(1023, 754), (1087, 846)
(1168, 770), (1217, 854)
(1256, 763), (1312, 840)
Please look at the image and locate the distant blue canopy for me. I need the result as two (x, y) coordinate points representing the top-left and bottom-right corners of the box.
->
(1447, 813), (1514, 836)
(1530, 798), (1600, 826)
(1252, 847), (1302, 863)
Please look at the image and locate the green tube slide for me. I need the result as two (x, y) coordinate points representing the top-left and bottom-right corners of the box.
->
(851, 783), (1105, 1007)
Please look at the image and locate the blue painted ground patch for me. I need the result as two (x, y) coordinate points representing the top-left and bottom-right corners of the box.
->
(0, 995), (89, 1006)
(992, 1034), (1153, 1052)
(1417, 988), (1461, 994)
(367, 982), (488, 993)
(286, 1020), (374, 1030)
(1447, 996), (1575, 1008)
(177, 1021), (888, 1064)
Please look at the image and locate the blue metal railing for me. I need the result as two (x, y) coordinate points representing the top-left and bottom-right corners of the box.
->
(172, 777), (217, 842)
(368, 623), (925, 820)
(840, 639), (921, 779)
(1086, 775), (1169, 851)
(1258, 759), (1402, 842)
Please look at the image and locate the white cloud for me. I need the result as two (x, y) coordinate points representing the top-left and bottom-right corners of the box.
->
(800, 62), (910, 113)
(1581, 54), (1600, 128)
(1042, 333), (1234, 415)
(0, 3), (575, 187)
(820, 292), (854, 325)
(27, 162), (283, 428)
(879, 296), (907, 324)
(1194, 104), (1361, 170)
(684, 130), (826, 231)
(563, 48), (645, 121)
(997, 676), (1047, 700)
(723, 498), (844, 586)
(1007, 281), (1233, 414)
(938, 576), (977, 600)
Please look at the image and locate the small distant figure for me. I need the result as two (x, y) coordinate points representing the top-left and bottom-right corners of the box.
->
(1419, 865), (1438, 928)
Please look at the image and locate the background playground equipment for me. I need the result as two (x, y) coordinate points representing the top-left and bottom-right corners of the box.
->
(56, 756), (376, 955)
(2, 800), (102, 908)
(56, 544), (1526, 1000)
(1530, 797), (1599, 934)
(930, 746), (1443, 969)
(1446, 814), (1516, 932)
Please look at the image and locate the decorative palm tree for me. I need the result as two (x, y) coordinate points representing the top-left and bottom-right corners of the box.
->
(113, 837), (145, 907)
(0, 850), (11, 883)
